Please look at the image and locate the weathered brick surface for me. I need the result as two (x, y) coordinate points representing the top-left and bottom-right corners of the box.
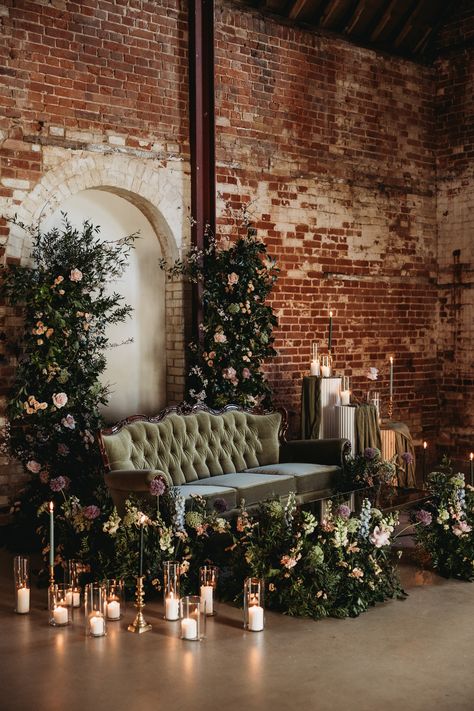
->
(214, 1), (440, 439)
(435, 0), (474, 459)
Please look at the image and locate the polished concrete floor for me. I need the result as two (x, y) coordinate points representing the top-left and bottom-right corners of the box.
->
(0, 548), (473, 711)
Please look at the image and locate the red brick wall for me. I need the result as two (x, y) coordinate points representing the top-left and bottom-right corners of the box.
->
(435, 0), (474, 461)
(214, 1), (439, 441)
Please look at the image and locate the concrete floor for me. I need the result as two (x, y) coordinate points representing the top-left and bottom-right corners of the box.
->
(0, 548), (473, 711)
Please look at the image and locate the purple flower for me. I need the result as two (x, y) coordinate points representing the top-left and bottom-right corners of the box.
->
(83, 505), (101, 520)
(213, 497), (229, 514)
(50, 476), (67, 492)
(401, 451), (414, 465)
(336, 504), (351, 519)
(364, 447), (380, 461)
(415, 509), (432, 527)
(149, 476), (166, 496)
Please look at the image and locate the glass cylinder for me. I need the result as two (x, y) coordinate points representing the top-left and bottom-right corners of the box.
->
(49, 584), (73, 627)
(199, 565), (218, 616)
(13, 556), (30, 614)
(163, 561), (180, 620)
(368, 390), (380, 418)
(180, 596), (205, 641)
(64, 560), (82, 608)
(340, 376), (350, 406)
(84, 583), (107, 637)
(243, 577), (265, 632)
(321, 355), (331, 378)
(104, 579), (125, 621)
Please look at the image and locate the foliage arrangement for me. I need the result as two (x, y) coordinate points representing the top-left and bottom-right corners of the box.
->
(411, 461), (474, 581)
(160, 210), (279, 409)
(0, 215), (135, 554)
(226, 495), (404, 619)
(338, 447), (397, 500)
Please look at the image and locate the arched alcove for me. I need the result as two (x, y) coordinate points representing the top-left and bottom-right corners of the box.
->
(42, 189), (166, 421)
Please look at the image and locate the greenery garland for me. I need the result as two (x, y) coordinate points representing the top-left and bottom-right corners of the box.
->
(0, 215), (135, 558)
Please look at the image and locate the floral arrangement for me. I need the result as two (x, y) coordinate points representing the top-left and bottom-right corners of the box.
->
(338, 447), (397, 496)
(225, 495), (404, 619)
(0, 215), (135, 556)
(160, 208), (279, 409)
(411, 461), (474, 581)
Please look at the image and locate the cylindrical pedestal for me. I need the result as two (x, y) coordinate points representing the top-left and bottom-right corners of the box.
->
(335, 405), (357, 454)
(319, 377), (341, 438)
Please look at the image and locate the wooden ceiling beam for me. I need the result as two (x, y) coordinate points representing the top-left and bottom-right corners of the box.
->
(344, 0), (367, 34)
(289, 0), (311, 20)
(369, 0), (398, 41)
(394, 0), (426, 48)
(319, 0), (345, 29)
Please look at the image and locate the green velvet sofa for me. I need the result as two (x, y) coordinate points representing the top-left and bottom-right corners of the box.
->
(98, 404), (350, 515)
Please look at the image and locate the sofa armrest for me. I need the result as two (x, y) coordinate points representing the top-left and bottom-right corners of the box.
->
(104, 469), (172, 492)
(280, 438), (351, 467)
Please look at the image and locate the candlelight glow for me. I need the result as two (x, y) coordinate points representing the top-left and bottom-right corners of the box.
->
(389, 356), (393, 364)
(470, 453), (473, 461)
(329, 311), (333, 317)
(49, 501), (54, 512)
(423, 441), (427, 449)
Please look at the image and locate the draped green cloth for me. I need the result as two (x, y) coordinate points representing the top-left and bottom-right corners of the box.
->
(301, 376), (322, 439)
(384, 421), (417, 487)
(355, 404), (382, 452)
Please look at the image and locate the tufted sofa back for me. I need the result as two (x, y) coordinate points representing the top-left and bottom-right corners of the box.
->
(99, 409), (283, 486)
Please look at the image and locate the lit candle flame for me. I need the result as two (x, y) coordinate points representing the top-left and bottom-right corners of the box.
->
(49, 501), (54, 512)
(470, 453), (473, 461)
(423, 441), (427, 449)
(329, 311), (333, 317)
(389, 356), (393, 364)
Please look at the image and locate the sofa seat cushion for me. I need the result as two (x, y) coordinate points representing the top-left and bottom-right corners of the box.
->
(177, 484), (237, 511)
(245, 463), (341, 495)
(196, 472), (295, 506)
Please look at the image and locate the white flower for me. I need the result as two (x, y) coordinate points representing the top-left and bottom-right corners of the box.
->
(61, 414), (76, 430)
(26, 460), (41, 474)
(52, 392), (68, 408)
(69, 268), (83, 282)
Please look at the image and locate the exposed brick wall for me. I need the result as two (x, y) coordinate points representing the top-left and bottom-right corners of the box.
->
(214, 1), (439, 440)
(435, 0), (474, 460)
(0, 0), (190, 501)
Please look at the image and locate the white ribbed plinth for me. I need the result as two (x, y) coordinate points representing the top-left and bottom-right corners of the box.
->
(319, 377), (341, 438)
(335, 405), (357, 454)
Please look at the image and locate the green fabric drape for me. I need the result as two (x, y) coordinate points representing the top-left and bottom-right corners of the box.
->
(355, 404), (382, 452)
(385, 421), (417, 487)
(301, 376), (322, 439)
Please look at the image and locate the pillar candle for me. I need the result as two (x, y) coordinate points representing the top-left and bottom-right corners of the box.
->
(106, 600), (120, 620)
(200, 585), (213, 615)
(16, 587), (30, 614)
(65, 590), (80, 608)
(181, 617), (198, 639)
(89, 613), (105, 636)
(310, 359), (320, 376)
(53, 606), (68, 625)
(165, 593), (179, 621)
(248, 605), (264, 632)
(49, 501), (54, 569)
(340, 390), (350, 406)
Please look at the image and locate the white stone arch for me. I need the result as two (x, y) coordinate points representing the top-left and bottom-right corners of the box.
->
(5, 152), (191, 407)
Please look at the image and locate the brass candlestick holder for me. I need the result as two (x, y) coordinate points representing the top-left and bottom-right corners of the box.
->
(49, 564), (55, 588)
(128, 575), (152, 634)
(387, 397), (393, 421)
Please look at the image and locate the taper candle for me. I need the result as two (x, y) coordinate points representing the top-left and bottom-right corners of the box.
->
(49, 501), (54, 569)
(328, 311), (333, 352)
(389, 356), (393, 398)
(139, 516), (145, 578)
(422, 441), (427, 483)
(470, 452), (473, 486)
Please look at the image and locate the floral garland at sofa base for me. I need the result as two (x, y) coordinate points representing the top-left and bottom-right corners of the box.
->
(45, 483), (405, 621)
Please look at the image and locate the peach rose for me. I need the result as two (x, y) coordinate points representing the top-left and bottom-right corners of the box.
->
(69, 268), (83, 282)
(52, 392), (68, 409)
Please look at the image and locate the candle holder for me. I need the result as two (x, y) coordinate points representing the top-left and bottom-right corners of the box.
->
(128, 576), (152, 634)
(321, 354), (332, 378)
(387, 396), (393, 421)
(85, 583), (107, 637)
(13, 556), (30, 614)
(199, 565), (218, 616)
(49, 584), (73, 627)
(340, 376), (350, 406)
(104, 579), (125, 621)
(310, 342), (320, 376)
(180, 595), (205, 641)
(243, 577), (265, 632)
(163, 561), (180, 621)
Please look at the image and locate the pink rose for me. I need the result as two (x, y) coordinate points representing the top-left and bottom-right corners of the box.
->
(223, 367), (238, 385)
(69, 268), (83, 282)
(214, 331), (227, 344)
(227, 272), (239, 286)
(242, 368), (251, 379)
(52, 392), (68, 409)
(208, 351), (216, 359)
(26, 460), (41, 474)
(453, 521), (472, 537)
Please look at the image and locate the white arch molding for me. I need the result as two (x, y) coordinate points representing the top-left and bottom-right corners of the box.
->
(6, 153), (191, 419)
